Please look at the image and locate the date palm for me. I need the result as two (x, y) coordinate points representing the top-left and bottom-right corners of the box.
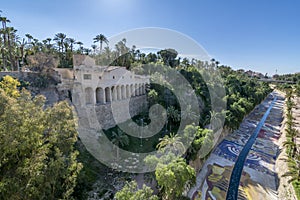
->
(157, 133), (185, 155)
(54, 33), (66, 53)
(93, 34), (108, 53)
(66, 38), (76, 52)
(0, 17), (10, 70)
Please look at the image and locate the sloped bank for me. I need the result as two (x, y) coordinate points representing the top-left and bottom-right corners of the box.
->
(276, 90), (297, 200)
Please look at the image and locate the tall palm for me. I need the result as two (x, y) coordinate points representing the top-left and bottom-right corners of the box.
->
(66, 38), (76, 52)
(0, 17), (10, 70)
(93, 34), (108, 53)
(91, 44), (97, 54)
(54, 33), (66, 53)
(25, 33), (33, 44)
(157, 133), (185, 155)
(0, 29), (7, 70)
(181, 105), (199, 122)
(167, 106), (180, 131)
(111, 130), (129, 160)
(5, 27), (17, 70)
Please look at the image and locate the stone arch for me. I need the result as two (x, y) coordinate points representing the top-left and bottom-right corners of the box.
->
(121, 85), (126, 99)
(135, 83), (139, 96)
(126, 85), (130, 99)
(96, 87), (105, 104)
(85, 87), (94, 105)
(142, 83), (145, 95)
(139, 83), (142, 95)
(105, 87), (111, 103)
(130, 84), (134, 97)
(117, 85), (121, 100)
(111, 86), (117, 101)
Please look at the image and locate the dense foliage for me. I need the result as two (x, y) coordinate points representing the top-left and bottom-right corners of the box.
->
(115, 181), (158, 200)
(0, 76), (82, 200)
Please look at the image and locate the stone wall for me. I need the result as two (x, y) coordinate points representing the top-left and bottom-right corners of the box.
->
(95, 95), (147, 130)
(0, 72), (40, 81)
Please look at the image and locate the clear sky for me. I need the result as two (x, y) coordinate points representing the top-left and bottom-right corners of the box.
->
(1, 0), (299, 75)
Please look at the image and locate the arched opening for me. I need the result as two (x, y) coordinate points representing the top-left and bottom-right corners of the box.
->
(96, 87), (105, 104)
(126, 85), (130, 98)
(130, 84), (134, 97)
(85, 87), (94, 105)
(139, 83), (142, 95)
(111, 86), (117, 101)
(121, 85), (126, 99)
(135, 83), (138, 96)
(117, 85), (121, 100)
(105, 87), (111, 103)
(142, 83), (145, 94)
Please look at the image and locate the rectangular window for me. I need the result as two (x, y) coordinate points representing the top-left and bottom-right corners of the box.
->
(83, 74), (92, 80)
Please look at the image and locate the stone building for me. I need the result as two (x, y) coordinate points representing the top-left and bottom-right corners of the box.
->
(69, 55), (150, 129)
(72, 55), (149, 106)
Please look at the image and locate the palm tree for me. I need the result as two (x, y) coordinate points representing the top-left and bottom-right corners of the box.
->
(157, 133), (185, 155)
(25, 33), (33, 44)
(91, 44), (97, 54)
(181, 105), (199, 122)
(111, 130), (129, 160)
(5, 27), (17, 70)
(0, 17), (10, 70)
(66, 38), (76, 52)
(167, 106), (180, 131)
(93, 34), (108, 53)
(0, 29), (7, 70)
(54, 33), (66, 53)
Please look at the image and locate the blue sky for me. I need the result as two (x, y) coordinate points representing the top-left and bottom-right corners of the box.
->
(1, 0), (299, 75)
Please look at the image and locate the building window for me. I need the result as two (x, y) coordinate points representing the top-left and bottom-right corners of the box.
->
(83, 74), (92, 80)
(113, 76), (115, 79)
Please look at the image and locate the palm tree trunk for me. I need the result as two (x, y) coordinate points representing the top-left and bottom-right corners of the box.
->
(1, 48), (7, 70)
(7, 32), (15, 71)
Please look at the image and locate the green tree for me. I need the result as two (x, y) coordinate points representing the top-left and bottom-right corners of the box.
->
(0, 88), (82, 200)
(0, 75), (20, 98)
(155, 158), (195, 200)
(157, 133), (185, 155)
(93, 34), (108, 53)
(115, 181), (158, 200)
(54, 32), (66, 53)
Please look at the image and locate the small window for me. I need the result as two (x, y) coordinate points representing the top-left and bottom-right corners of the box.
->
(83, 74), (92, 80)
(113, 76), (115, 79)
